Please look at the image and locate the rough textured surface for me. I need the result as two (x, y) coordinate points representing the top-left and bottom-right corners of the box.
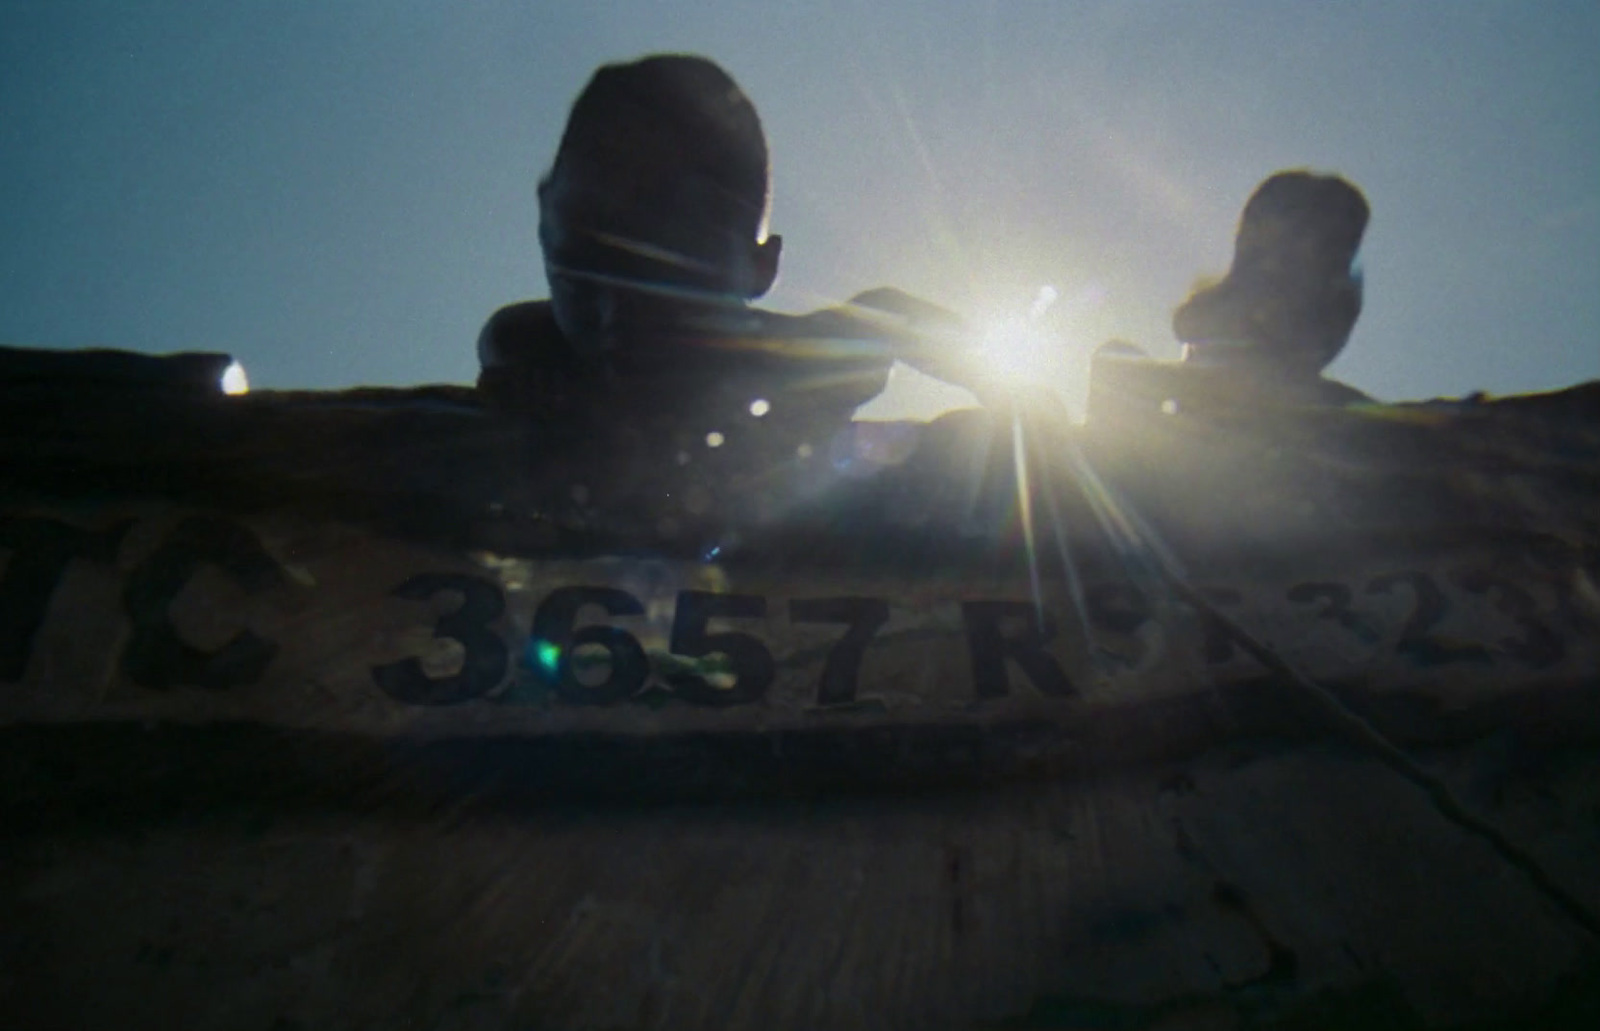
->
(4, 745), (1599, 1029)
(3, 352), (1599, 1028)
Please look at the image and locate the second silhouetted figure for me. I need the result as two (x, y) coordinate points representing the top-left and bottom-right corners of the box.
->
(1173, 170), (1371, 403)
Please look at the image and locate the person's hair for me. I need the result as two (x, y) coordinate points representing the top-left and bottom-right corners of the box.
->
(550, 54), (771, 237)
(1171, 170), (1369, 372)
(1232, 170), (1369, 282)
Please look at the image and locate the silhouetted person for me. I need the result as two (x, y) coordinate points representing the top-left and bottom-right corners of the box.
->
(1172, 170), (1372, 404)
(477, 55), (964, 449)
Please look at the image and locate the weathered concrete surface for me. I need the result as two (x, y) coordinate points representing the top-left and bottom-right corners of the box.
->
(3, 353), (1599, 1027)
(4, 741), (1599, 1030)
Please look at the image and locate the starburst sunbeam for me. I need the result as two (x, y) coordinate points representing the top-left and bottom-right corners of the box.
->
(1034, 437), (1097, 665)
(587, 230), (730, 280)
(544, 262), (750, 310)
(1011, 415), (1044, 627)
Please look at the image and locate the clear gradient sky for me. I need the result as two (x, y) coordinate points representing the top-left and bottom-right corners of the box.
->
(2, 1), (1595, 417)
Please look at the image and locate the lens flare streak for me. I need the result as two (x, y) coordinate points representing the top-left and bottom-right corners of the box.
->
(1035, 443), (1097, 663)
(1012, 416), (1044, 628)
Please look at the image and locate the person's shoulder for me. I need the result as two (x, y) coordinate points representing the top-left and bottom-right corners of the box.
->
(1310, 375), (1374, 407)
(475, 300), (594, 413)
(477, 300), (565, 370)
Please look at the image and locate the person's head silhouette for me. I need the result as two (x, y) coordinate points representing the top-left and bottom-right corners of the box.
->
(1174, 170), (1369, 378)
(537, 55), (783, 356)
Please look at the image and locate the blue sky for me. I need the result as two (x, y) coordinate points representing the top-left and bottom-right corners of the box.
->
(1, 1), (1595, 414)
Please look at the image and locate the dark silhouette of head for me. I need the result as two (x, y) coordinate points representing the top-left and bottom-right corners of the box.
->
(1173, 170), (1369, 377)
(538, 55), (783, 355)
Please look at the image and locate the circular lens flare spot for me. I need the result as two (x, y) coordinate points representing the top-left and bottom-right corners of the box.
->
(705, 431), (725, 448)
(749, 399), (770, 417)
(532, 640), (561, 676)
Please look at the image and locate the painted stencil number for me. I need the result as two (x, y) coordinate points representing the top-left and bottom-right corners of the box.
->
(1085, 583), (1156, 670)
(1286, 581), (1379, 644)
(1366, 571), (1490, 667)
(372, 573), (509, 705)
(1453, 570), (1565, 669)
(789, 597), (890, 705)
(528, 585), (649, 706)
(668, 591), (774, 707)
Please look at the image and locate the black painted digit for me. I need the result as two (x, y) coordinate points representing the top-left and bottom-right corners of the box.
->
(961, 601), (1075, 699)
(1085, 583), (1150, 636)
(1085, 583), (1152, 669)
(371, 573), (509, 705)
(528, 586), (649, 706)
(1286, 581), (1377, 643)
(668, 591), (774, 707)
(1197, 587), (1244, 665)
(0, 516), (130, 681)
(1367, 571), (1490, 667)
(122, 516), (284, 690)
(1454, 570), (1565, 669)
(789, 597), (890, 705)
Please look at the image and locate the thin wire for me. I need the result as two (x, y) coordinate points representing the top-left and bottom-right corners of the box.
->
(1060, 423), (1600, 940)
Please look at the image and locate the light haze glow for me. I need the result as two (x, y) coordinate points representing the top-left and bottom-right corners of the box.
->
(1, 2), (1594, 420)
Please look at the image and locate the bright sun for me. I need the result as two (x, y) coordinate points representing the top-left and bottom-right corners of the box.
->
(978, 285), (1061, 385)
(853, 283), (1089, 423)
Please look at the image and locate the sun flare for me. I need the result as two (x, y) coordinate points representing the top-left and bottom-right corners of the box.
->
(220, 361), (250, 396)
(854, 283), (1093, 423)
(978, 285), (1062, 386)
(982, 317), (1051, 382)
